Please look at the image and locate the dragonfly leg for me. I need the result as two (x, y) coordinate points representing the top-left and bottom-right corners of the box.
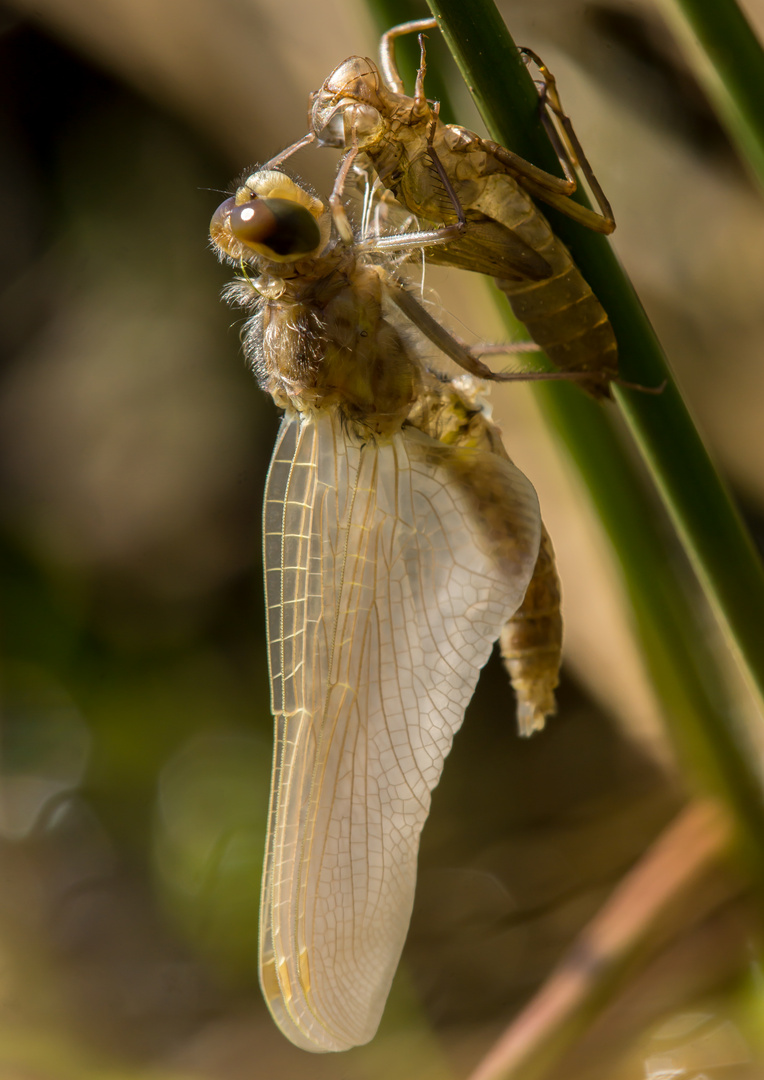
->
(510, 47), (616, 234)
(413, 32), (429, 111)
(423, 105), (469, 238)
(379, 16), (437, 93)
(261, 132), (317, 171)
(329, 145), (362, 244)
(386, 276), (610, 387)
(398, 30), (468, 238)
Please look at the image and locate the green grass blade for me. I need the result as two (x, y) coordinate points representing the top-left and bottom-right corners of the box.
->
(660, 0), (764, 193)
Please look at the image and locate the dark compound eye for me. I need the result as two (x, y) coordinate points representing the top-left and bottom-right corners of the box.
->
(211, 194), (322, 260)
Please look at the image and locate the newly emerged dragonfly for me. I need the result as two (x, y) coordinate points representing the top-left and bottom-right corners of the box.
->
(210, 169), (563, 1050)
(274, 18), (617, 399)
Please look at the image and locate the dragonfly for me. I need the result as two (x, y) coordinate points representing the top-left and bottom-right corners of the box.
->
(209, 167), (563, 1050)
(271, 17), (618, 399)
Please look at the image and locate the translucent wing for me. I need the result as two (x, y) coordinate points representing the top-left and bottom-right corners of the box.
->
(259, 406), (541, 1052)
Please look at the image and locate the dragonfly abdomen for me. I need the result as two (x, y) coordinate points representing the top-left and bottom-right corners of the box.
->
(496, 231), (617, 399)
(500, 524), (562, 735)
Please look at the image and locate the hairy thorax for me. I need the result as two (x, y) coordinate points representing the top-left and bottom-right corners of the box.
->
(257, 257), (420, 434)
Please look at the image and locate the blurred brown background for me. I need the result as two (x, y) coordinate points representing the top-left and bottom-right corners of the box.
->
(1, 1), (763, 1078)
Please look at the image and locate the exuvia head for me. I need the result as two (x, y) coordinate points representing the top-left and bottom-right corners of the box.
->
(310, 56), (390, 149)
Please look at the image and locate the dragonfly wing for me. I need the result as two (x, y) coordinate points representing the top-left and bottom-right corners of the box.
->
(259, 407), (540, 1052)
(426, 215), (553, 281)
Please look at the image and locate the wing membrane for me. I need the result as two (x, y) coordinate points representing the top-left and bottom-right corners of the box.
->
(260, 406), (540, 1051)
(425, 214), (553, 281)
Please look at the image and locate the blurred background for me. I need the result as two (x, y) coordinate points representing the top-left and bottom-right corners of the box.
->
(1, 0), (763, 1077)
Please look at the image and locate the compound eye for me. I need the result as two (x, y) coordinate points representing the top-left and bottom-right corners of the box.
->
(210, 194), (322, 261)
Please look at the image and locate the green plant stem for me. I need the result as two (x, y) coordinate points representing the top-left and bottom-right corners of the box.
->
(422, 0), (764, 868)
(660, 0), (764, 192)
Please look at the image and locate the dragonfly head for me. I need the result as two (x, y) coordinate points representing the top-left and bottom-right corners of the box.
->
(210, 171), (330, 265)
(310, 56), (389, 149)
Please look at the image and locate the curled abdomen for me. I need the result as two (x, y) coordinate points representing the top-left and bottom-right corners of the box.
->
(500, 524), (562, 735)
